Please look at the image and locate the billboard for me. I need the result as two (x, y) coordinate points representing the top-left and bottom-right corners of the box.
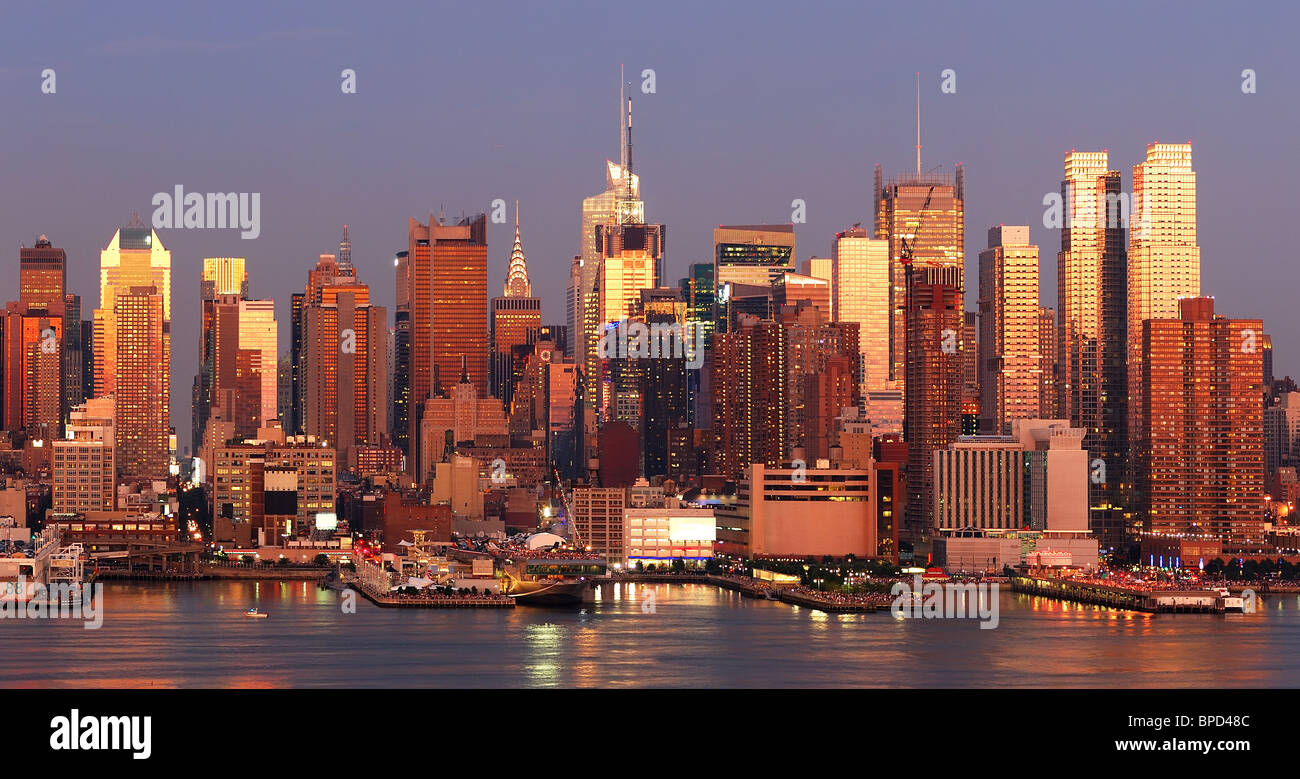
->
(668, 515), (716, 542)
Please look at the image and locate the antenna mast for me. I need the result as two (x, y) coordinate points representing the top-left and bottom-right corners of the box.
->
(915, 72), (922, 176)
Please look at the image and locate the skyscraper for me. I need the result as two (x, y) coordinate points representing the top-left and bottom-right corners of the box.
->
(20, 235), (66, 309)
(903, 270), (964, 541)
(978, 225), (1041, 433)
(95, 218), (171, 479)
(406, 213), (488, 476)
(1138, 298), (1262, 545)
(490, 204), (541, 406)
(714, 224), (796, 289)
(1128, 142), (1200, 508)
(1057, 151), (1128, 544)
(831, 226), (891, 398)
(194, 257), (257, 456)
(112, 285), (168, 478)
(338, 224), (353, 274)
(874, 164), (965, 396)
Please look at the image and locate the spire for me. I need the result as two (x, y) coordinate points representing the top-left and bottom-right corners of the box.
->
(915, 72), (922, 176)
(504, 200), (531, 297)
(459, 354), (470, 384)
(338, 224), (352, 273)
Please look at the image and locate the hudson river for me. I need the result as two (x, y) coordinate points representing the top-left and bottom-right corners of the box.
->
(4, 580), (1299, 687)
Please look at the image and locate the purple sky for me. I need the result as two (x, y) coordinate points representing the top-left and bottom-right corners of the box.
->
(1, 1), (1296, 450)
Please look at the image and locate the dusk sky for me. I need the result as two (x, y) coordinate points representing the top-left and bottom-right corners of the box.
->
(1, 1), (1295, 450)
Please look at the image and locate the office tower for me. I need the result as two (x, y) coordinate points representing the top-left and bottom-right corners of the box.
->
(1057, 151), (1128, 543)
(0, 301), (64, 439)
(490, 205), (541, 406)
(1129, 143), (1201, 506)
(1263, 334), (1274, 389)
(594, 219), (664, 418)
(79, 319), (93, 404)
(679, 263), (716, 427)
(277, 353), (292, 428)
(775, 273), (831, 320)
(94, 217), (171, 402)
(782, 307), (859, 461)
(635, 289), (690, 477)
(1038, 306), (1058, 418)
(301, 276), (387, 470)
(194, 258), (261, 455)
(961, 311), (980, 434)
(571, 486), (628, 567)
(62, 294), (84, 414)
(1138, 298), (1263, 544)
(52, 397), (116, 512)
(832, 227), (891, 395)
(112, 285), (168, 479)
(710, 317), (786, 477)
(874, 163), (965, 394)
(406, 213), (489, 473)
(978, 226), (1041, 433)
(799, 256), (834, 316)
(19, 235), (66, 308)
(338, 224), (352, 273)
(714, 224), (796, 288)
(288, 291), (305, 433)
(903, 271), (964, 540)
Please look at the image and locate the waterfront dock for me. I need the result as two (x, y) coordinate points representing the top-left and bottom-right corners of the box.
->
(1011, 576), (1233, 613)
(346, 580), (515, 609)
(604, 573), (881, 613)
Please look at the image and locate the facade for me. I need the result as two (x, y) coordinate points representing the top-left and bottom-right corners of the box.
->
(714, 224), (795, 289)
(832, 227), (891, 398)
(417, 375), (508, 482)
(1138, 297), (1264, 545)
(716, 461), (875, 559)
(978, 226), (1041, 433)
(406, 214), (489, 474)
(112, 286), (168, 479)
(623, 506), (716, 566)
(0, 301), (64, 439)
(19, 235), (66, 309)
(52, 396), (116, 513)
(212, 431), (337, 540)
(902, 271), (964, 540)
(571, 485), (628, 566)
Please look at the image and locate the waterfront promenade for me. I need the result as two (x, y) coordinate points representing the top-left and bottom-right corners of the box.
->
(1011, 575), (1235, 613)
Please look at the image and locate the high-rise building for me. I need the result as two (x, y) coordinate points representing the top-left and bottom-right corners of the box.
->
(301, 277), (387, 470)
(52, 396), (115, 513)
(406, 213), (489, 474)
(903, 271), (964, 540)
(1057, 151), (1128, 543)
(1138, 298), (1263, 545)
(832, 227), (891, 398)
(978, 225), (1041, 433)
(193, 257), (265, 456)
(62, 293), (84, 416)
(1128, 142), (1200, 508)
(111, 285), (168, 479)
(94, 217), (171, 402)
(211, 430), (337, 541)
(1265, 392), (1300, 476)
(19, 235), (66, 309)
(0, 301), (64, 439)
(1037, 306), (1058, 419)
(491, 204), (541, 406)
(714, 224), (796, 289)
(874, 164), (965, 395)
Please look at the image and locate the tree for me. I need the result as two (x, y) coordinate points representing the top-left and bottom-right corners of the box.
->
(313, 553), (330, 567)
(636, 560), (645, 572)
(277, 557), (290, 567)
(672, 557), (686, 573)
(240, 555), (255, 566)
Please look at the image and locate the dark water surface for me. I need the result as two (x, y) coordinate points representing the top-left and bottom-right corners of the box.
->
(3, 580), (1298, 688)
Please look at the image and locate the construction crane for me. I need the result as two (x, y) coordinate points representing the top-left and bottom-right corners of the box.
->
(898, 184), (937, 266)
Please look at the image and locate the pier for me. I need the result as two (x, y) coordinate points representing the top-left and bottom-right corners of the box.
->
(1011, 576), (1230, 613)
(604, 572), (881, 613)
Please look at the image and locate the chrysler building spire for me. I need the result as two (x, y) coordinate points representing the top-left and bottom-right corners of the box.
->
(504, 200), (531, 297)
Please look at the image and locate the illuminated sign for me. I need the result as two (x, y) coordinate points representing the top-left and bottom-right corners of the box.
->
(668, 516), (716, 542)
(314, 512), (338, 531)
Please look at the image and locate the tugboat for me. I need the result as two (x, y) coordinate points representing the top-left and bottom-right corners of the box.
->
(1215, 588), (1246, 613)
(243, 607), (268, 619)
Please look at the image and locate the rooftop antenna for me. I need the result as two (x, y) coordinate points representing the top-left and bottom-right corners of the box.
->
(915, 72), (922, 176)
(626, 95), (633, 201)
(619, 64), (626, 178)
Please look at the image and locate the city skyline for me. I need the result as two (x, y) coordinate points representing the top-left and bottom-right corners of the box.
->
(1, 3), (1295, 449)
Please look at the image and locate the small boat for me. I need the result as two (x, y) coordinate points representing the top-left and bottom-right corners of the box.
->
(243, 608), (268, 619)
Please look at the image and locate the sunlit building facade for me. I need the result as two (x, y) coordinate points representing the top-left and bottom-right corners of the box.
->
(978, 225), (1041, 433)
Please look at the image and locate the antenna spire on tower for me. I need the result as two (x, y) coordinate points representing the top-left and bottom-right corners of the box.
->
(915, 72), (922, 176)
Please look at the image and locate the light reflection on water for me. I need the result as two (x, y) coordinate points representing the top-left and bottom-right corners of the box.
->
(1, 580), (1297, 688)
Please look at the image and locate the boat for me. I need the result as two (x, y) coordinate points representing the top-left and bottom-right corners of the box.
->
(243, 608), (268, 619)
(1214, 588), (1246, 613)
